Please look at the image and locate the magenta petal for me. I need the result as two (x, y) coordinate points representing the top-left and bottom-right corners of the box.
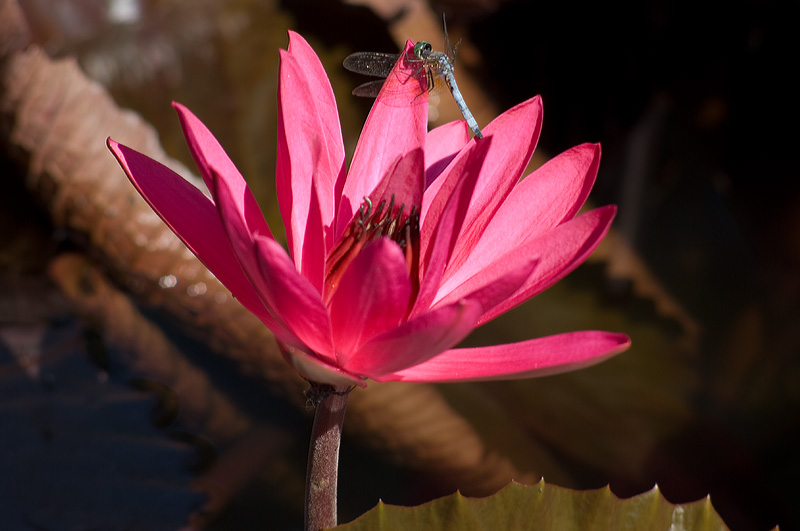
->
(421, 96), (541, 228)
(439, 96), (543, 279)
(346, 299), (482, 378)
(329, 239), (411, 363)
(425, 120), (470, 189)
(431, 250), (538, 315)
(364, 148), (425, 215)
(281, 344), (366, 388)
(209, 162), (332, 357)
(458, 206), (617, 325)
(171, 102), (235, 195)
(375, 331), (631, 382)
(337, 40), (428, 239)
(106, 139), (286, 336)
(413, 137), (493, 317)
(172, 103), (274, 242)
(277, 33), (346, 288)
(253, 235), (334, 359)
(459, 144), (601, 278)
(284, 32), (346, 210)
(516, 142), (601, 233)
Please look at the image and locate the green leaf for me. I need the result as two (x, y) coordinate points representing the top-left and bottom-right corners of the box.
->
(334, 480), (733, 531)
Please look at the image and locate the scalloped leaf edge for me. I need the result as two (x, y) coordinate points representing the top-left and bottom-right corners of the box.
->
(333, 479), (768, 531)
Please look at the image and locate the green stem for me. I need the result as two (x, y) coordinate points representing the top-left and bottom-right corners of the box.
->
(304, 384), (350, 531)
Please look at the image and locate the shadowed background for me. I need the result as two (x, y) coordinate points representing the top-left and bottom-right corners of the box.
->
(0, 0), (796, 529)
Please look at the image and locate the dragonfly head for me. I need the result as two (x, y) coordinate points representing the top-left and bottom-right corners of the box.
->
(413, 41), (433, 59)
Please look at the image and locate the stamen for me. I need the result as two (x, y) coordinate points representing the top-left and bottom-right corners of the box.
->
(324, 195), (420, 304)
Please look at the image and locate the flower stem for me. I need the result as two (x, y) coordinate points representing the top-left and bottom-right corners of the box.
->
(304, 384), (350, 531)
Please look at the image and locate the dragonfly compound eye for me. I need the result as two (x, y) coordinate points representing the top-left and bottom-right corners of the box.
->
(413, 41), (433, 58)
(344, 37), (483, 138)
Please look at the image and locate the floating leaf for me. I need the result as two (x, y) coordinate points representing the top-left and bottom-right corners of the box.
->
(335, 480), (736, 531)
(1, 3), (775, 528)
(0, 2), (539, 502)
(0, 0), (695, 509)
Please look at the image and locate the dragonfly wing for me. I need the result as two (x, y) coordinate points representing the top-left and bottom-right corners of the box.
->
(343, 49), (429, 106)
(343, 52), (400, 78)
(351, 80), (386, 98)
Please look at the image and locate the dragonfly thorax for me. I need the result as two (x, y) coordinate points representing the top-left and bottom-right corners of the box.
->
(344, 36), (483, 138)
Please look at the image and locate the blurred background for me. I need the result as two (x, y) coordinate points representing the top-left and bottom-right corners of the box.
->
(0, 0), (796, 529)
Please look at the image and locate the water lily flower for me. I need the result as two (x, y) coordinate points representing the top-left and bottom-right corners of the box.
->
(107, 32), (629, 389)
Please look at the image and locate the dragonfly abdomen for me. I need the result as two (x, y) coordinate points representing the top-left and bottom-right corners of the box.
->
(345, 41), (483, 139)
(440, 70), (483, 139)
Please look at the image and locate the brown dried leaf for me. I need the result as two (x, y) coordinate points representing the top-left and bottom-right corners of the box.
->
(48, 253), (256, 444)
(48, 254), (300, 523)
(0, 0), (535, 496)
(1, 12), (294, 395)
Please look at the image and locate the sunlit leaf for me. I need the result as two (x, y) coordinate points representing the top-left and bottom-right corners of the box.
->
(335, 480), (735, 531)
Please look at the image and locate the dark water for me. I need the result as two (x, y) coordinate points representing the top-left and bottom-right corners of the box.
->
(2, 0), (796, 529)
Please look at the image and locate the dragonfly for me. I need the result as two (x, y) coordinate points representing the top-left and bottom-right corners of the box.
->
(343, 21), (483, 139)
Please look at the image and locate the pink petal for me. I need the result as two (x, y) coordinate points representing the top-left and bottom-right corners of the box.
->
(413, 137), (493, 317)
(281, 344), (366, 388)
(519, 142), (601, 233)
(346, 299), (482, 378)
(253, 235), (334, 360)
(425, 120), (470, 189)
(363, 148), (424, 215)
(172, 103), (274, 243)
(337, 40), (428, 240)
(439, 96), (544, 280)
(329, 239), (411, 364)
(432, 249), (538, 314)
(376, 331), (631, 382)
(277, 32), (346, 289)
(455, 144), (601, 282)
(207, 161), (332, 357)
(420, 96), (542, 233)
(106, 139), (287, 337)
(441, 206), (617, 325)
(285, 32), (346, 209)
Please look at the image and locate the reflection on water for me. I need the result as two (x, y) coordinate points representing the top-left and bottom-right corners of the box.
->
(6, 1), (800, 529)
(186, 282), (207, 297)
(158, 274), (177, 289)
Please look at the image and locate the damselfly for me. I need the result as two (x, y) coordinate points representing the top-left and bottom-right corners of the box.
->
(343, 19), (483, 139)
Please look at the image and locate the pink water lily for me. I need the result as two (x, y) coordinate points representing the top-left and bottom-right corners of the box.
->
(107, 32), (629, 389)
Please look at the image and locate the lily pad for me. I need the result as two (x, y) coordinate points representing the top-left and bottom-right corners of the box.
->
(335, 480), (735, 531)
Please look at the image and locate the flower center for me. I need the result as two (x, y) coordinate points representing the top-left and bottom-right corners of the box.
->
(324, 195), (420, 305)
